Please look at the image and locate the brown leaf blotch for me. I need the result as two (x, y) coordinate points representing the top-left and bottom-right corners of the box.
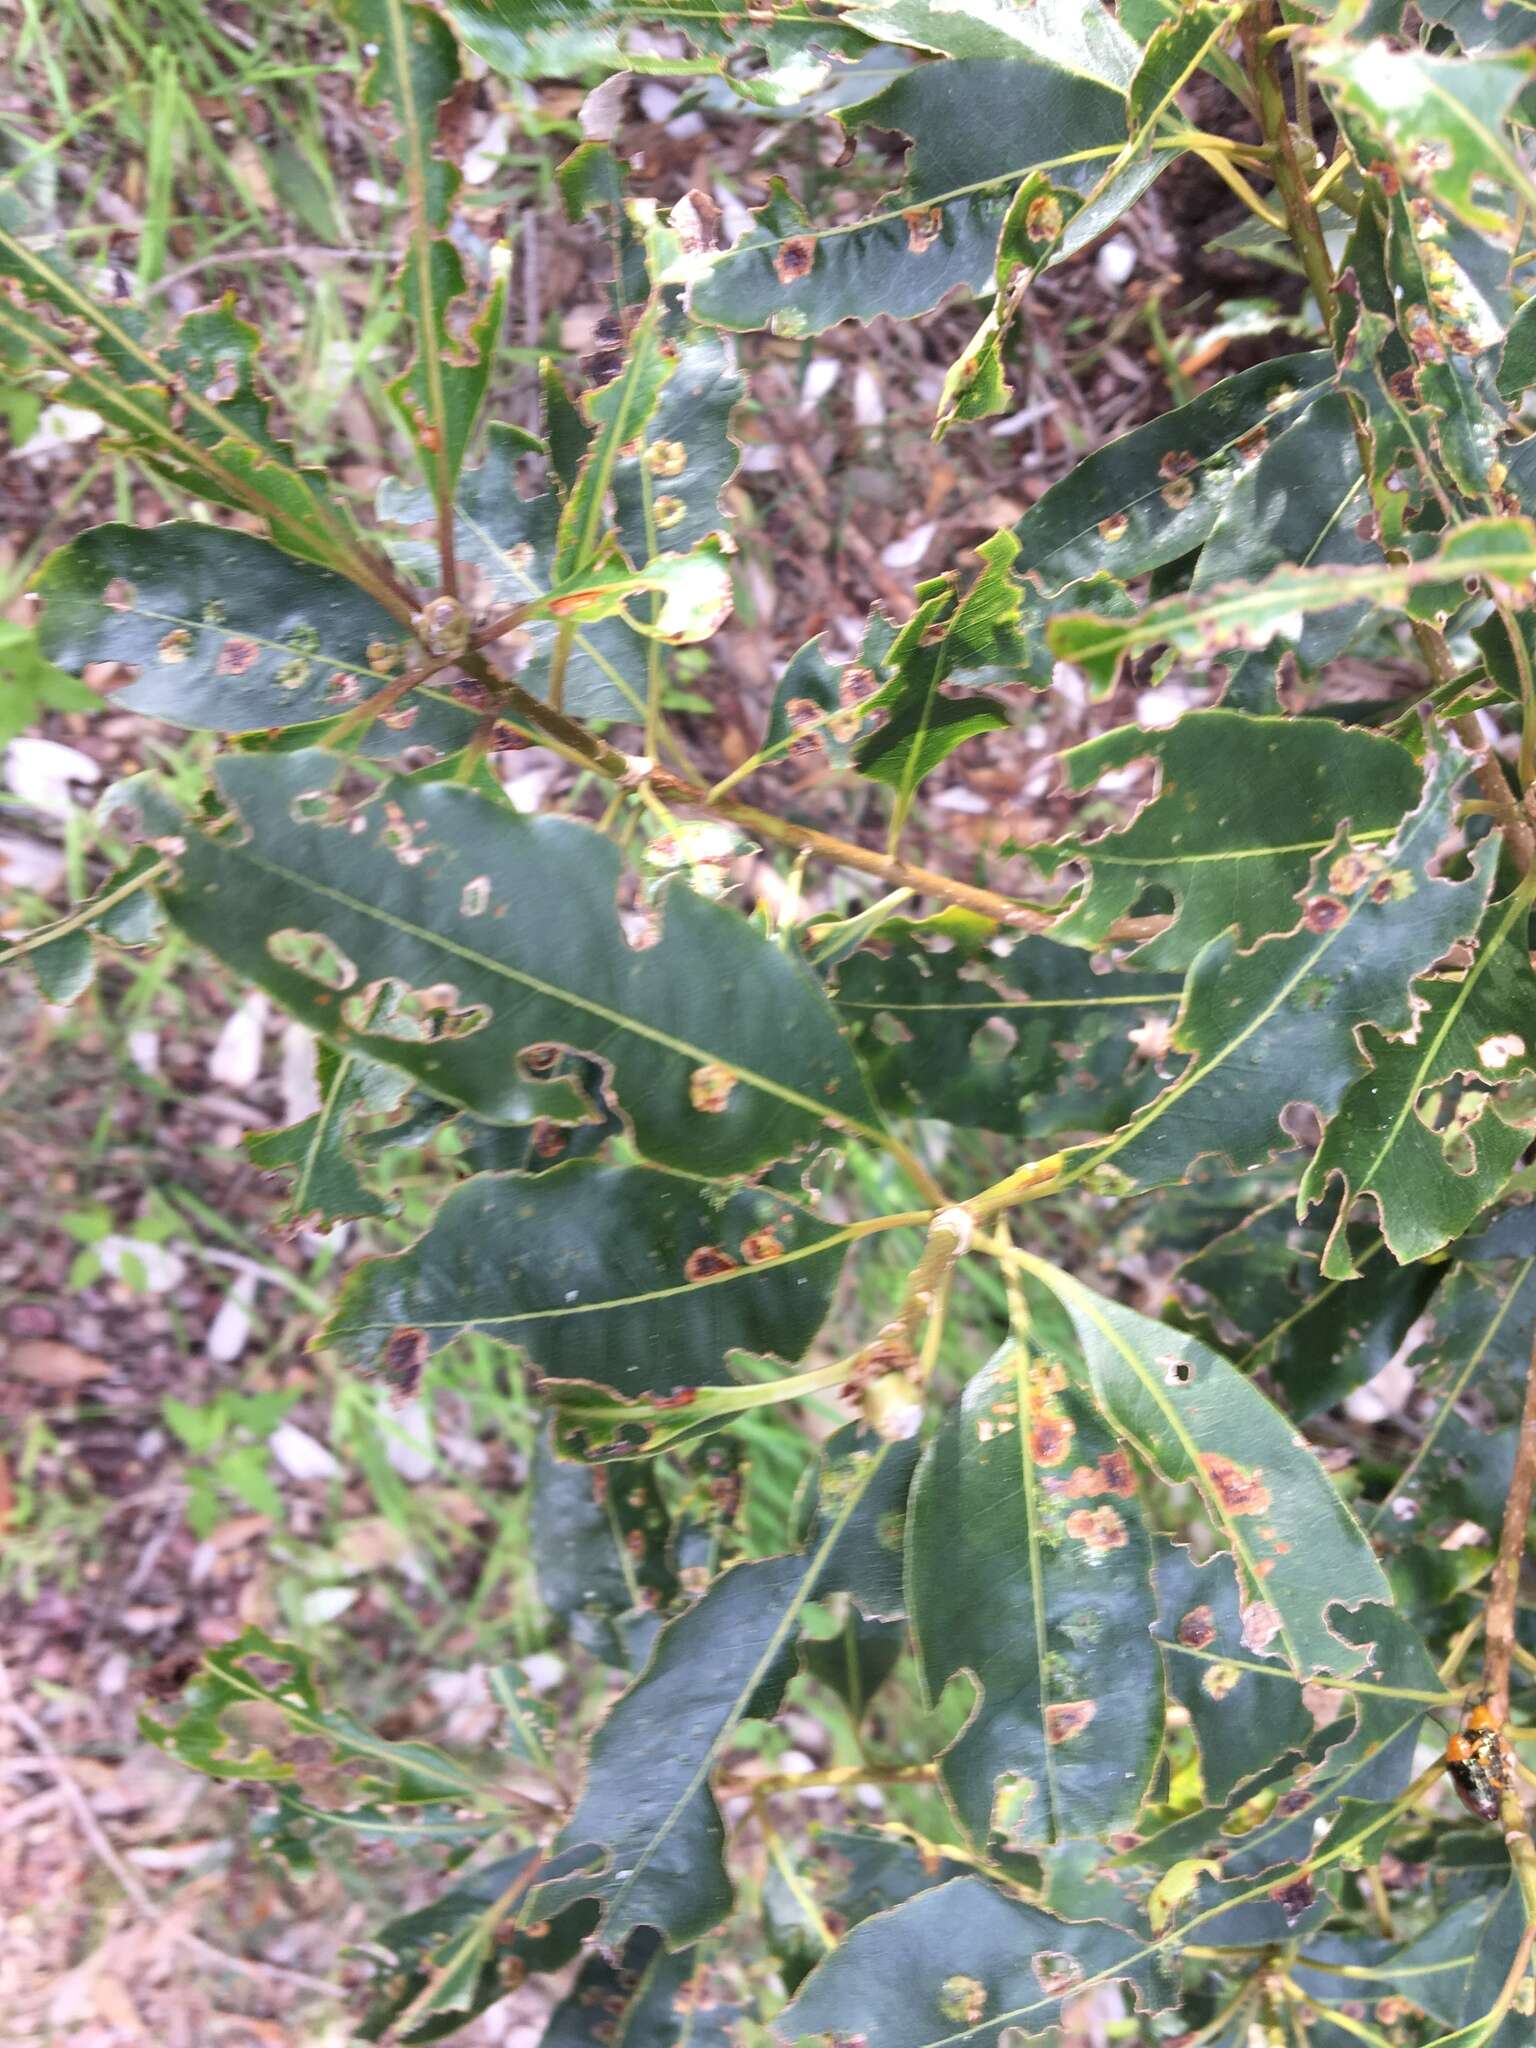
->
(773, 235), (817, 286)
(215, 637), (262, 676)
(1044, 1700), (1097, 1745)
(1202, 1453), (1272, 1517)
(741, 1228), (785, 1265)
(1030, 1416), (1075, 1467)
(1177, 1604), (1217, 1650)
(685, 1245), (739, 1283)
(903, 206), (943, 254)
(1066, 1505), (1129, 1553)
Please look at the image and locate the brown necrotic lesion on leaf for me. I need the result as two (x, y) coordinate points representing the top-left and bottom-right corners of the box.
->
(1065, 1505), (1129, 1553)
(903, 206), (943, 254)
(740, 1228), (784, 1264)
(1044, 1699), (1097, 1744)
(689, 1062), (738, 1114)
(1177, 1604), (1217, 1650)
(773, 235), (817, 286)
(215, 637), (262, 676)
(1201, 1453), (1272, 1517)
(684, 1245), (739, 1282)
(382, 1324), (429, 1397)
(937, 1975), (987, 2024)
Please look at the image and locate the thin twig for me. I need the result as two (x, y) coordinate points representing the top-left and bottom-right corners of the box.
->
(1484, 1327), (1536, 1722)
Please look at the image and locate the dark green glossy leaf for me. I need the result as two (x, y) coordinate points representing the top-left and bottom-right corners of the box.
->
(1047, 516), (1536, 690)
(323, 1160), (847, 1393)
(1014, 1254), (1390, 1679)
(1094, 745), (1499, 1188)
(36, 522), (474, 748)
(909, 1339), (1160, 1849)
(1011, 352), (1332, 593)
(689, 57), (1163, 336)
(1154, 1543), (1312, 1804)
(1301, 885), (1536, 1276)
(116, 749), (879, 1173)
(534, 1428), (917, 1949)
(1036, 710), (1421, 969)
(1174, 1200), (1439, 1419)
(532, 1420), (674, 1664)
(1191, 391), (1379, 710)
(834, 930), (1182, 1137)
(1365, 1248), (1536, 1546)
(361, 1852), (597, 2043)
(779, 1874), (1170, 2047)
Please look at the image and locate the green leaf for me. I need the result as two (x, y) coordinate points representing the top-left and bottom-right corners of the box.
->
(1301, 885), (1536, 1277)
(934, 175), (1082, 431)
(0, 619), (98, 749)
(534, 1428), (916, 1949)
(245, 1047), (409, 1226)
(1365, 1246), (1536, 1545)
(1036, 710), (1422, 969)
(532, 1420), (674, 1663)
(1154, 1543), (1313, 1804)
(831, 0), (1138, 84)
(444, 0), (872, 107)
(1010, 352), (1333, 594)
(1173, 1199), (1439, 1419)
(1092, 743), (1498, 1189)
(350, 0), (505, 490)
(0, 236), (367, 574)
(688, 58), (1165, 336)
(361, 1852), (596, 2043)
(118, 749), (879, 1173)
(1314, 43), (1536, 241)
(142, 1626), (485, 1803)
(35, 522), (473, 749)
(909, 1338), (1161, 1849)
(1496, 294), (1536, 402)
(1013, 1253), (1391, 1679)
(1047, 515), (1536, 690)
(852, 559), (1012, 819)
(1190, 391), (1379, 709)
(612, 331), (743, 560)
(379, 426), (649, 720)
(322, 1160), (848, 1392)
(779, 1874), (1170, 2047)
(834, 931), (1181, 1137)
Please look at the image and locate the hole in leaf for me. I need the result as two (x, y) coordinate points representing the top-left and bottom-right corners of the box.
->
(266, 928), (359, 992)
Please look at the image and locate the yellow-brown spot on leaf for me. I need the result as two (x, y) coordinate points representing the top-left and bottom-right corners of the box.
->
(531, 1121), (567, 1160)
(685, 1245), (738, 1283)
(1201, 1453), (1272, 1517)
(157, 628), (192, 664)
(653, 494), (686, 530)
(937, 1976), (986, 2024)
(215, 637), (261, 677)
(903, 206), (943, 254)
(1025, 192), (1064, 243)
(1066, 1505), (1128, 1553)
(689, 1062), (738, 1115)
(1098, 512), (1129, 544)
(1044, 1700), (1096, 1745)
(520, 1042), (564, 1077)
(647, 438), (688, 477)
(1200, 1661), (1242, 1700)
(773, 235), (816, 286)
(740, 1228), (784, 1265)
(1177, 1604), (1217, 1651)
(1160, 474), (1195, 510)
(1329, 847), (1386, 895)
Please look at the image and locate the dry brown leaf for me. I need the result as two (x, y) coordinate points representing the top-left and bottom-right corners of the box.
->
(6, 1339), (111, 1387)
